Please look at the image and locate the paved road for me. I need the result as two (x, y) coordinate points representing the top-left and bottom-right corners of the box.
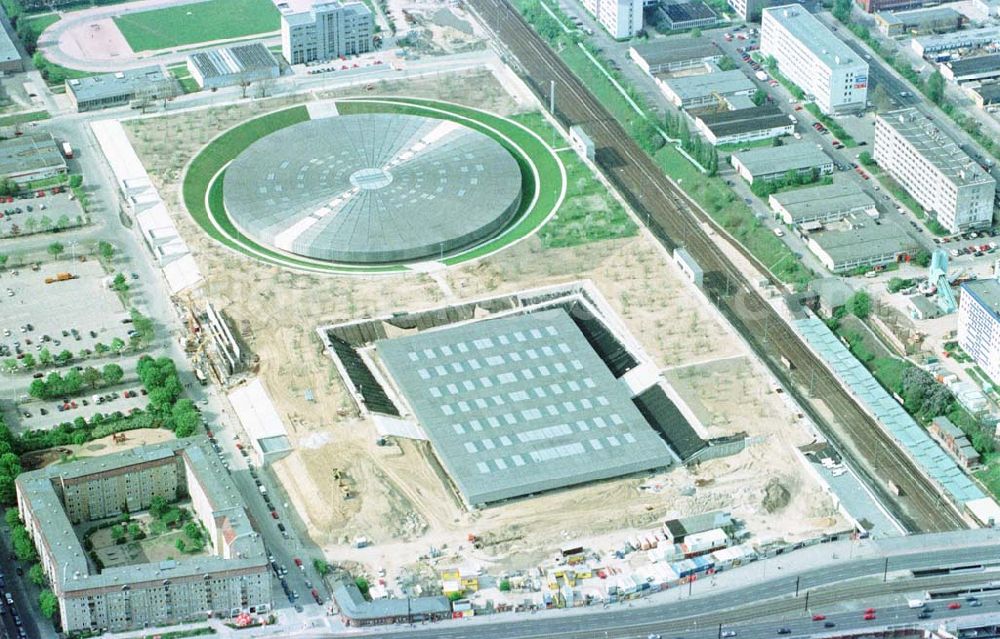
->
(267, 537), (1000, 638)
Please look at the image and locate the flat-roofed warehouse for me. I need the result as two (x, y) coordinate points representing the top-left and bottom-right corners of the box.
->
(0, 132), (67, 184)
(769, 180), (877, 225)
(187, 41), (281, 90)
(941, 54), (1000, 83)
(66, 65), (179, 112)
(658, 69), (755, 108)
(875, 6), (963, 37)
(731, 143), (834, 184)
(629, 38), (723, 74)
(694, 104), (794, 146)
(375, 309), (676, 506)
(803, 214), (916, 273)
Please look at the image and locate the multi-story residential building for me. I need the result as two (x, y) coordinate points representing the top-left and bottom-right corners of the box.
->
(581, 0), (642, 39)
(760, 5), (869, 114)
(280, 0), (374, 65)
(727, 0), (776, 21)
(959, 278), (1000, 386)
(16, 438), (270, 634)
(874, 109), (995, 233)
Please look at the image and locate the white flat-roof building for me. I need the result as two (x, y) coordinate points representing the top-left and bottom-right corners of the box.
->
(658, 69), (756, 108)
(874, 109), (995, 233)
(959, 279), (1000, 387)
(279, 0), (373, 65)
(760, 5), (868, 114)
(582, 0), (643, 39)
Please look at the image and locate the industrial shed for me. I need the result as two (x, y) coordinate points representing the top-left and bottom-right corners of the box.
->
(629, 38), (723, 74)
(0, 132), (66, 184)
(187, 42), (281, 90)
(694, 104), (793, 146)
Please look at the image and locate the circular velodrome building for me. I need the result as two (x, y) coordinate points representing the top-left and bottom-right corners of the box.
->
(223, 113), (524, 264)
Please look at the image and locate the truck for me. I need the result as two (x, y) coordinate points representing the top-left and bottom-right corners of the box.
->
(755, 70), (769, 82)
(907, 599), (924, 609)
(259, 485), (267, 495)
(44, 272), (76, 284)
(194, 369), (207, 386)
(61, 142), (73, 159)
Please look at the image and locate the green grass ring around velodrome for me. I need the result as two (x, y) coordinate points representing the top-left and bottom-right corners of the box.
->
(181, 97), (566, 275)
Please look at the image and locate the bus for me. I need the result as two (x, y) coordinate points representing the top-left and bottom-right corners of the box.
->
(61, 142), (73, 159)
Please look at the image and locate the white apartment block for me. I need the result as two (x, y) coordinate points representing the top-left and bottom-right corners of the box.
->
(280, 0), (374, 65)
(760, 5), (868, 114)
(581, 0), (642, 39)
(874, 109), (995, 233)
(959, 279), (1000, 387)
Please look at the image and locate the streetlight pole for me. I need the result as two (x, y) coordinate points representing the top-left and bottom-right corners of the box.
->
(795, 576), (800, 598)
(883, 557), (889, 582)
(804, 590), (810, 612)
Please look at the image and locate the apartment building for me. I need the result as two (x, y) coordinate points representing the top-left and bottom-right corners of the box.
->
(760, 5), (869, 114)
(874, 109), (995, 233)
(280, 0), (374, 65)
(581, 0), (643, 39)
(959, 278), (1000, 386)
(727, 0), (777, 21)
(16, 439), (270, 634)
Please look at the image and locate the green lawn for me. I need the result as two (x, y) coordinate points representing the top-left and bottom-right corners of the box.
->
(112, 0), (280, 52)
(509, 112), (636, 248)
(25, 13), (59, 36)
(0, 110), (49, 127)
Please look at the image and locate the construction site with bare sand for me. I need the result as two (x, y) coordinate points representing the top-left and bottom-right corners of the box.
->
(119, 63), (848, 597)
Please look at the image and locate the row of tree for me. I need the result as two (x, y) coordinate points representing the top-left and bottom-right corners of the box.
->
(663, 112), (719, 175)
(750, 168), (823, 197)
(28, 363), (124, 399)
(4, 508), (58, 620)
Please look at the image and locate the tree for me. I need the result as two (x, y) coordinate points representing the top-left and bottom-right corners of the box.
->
(847, 291), (871, 319)
(46, 242), (64, 258)
(93, 342), (109, 355)
(20, 353), (34, 369)
(2, 359), (16, 374)
(172, 399), (200, 437)
(39, 216), (53, 231)
(111, 526), (126, 542)
(11, 526), (37, 561)
(112, 272), (128, 293)
(717, 56), (737, 71)
(28, 563), (46, 587)
(55, 215), (70, 230)
(858, 151), (876, 167)
(4, 507), (20, 528)
(82, 366), (101, 388)
(98, 241), (115, 262)
(355, 576), (370, 598)
(68, 175), (83, 189)
(127, 523), (142, 539)
(751, 88), (767, 107)
(38, 590), (58, 619)
(175, 538), (186, 552)
(499, 579), (511, 592)
(926, 70), (945, 105)
(313, 559), (330, 575)
(38, 348), (51, 366)
(913, 248), (932, 267)
(0, 254), (7, 270)
(689, 27), (701, 38)
(102, 363), (124, 385)
(149, 496), (168, 519)
(55, 349), (73, 365)
(109, 337), (126, 354)
(772, 136), (784, 147)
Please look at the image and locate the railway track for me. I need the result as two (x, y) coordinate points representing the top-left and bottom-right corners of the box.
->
(470, 0), (966, 532)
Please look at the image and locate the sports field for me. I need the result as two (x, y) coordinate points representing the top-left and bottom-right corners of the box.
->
(112, 0), (280, 52)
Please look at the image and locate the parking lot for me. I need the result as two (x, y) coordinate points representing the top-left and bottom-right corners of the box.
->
(0, 190), (84, 239)
(5, 383), (148, 434)
(0, 260), (134, 367)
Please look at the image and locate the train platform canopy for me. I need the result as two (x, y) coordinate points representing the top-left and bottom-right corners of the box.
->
(795, 318), (993, 512)
(375, 308), (676, 506)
